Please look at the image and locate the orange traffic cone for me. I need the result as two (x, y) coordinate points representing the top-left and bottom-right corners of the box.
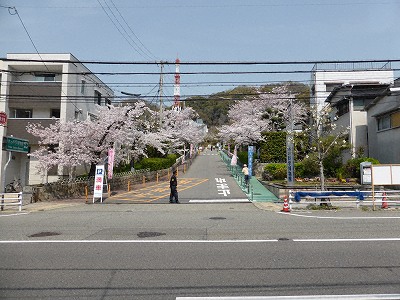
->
(282, 196), (290, 212)
(382, 191), (388, 209)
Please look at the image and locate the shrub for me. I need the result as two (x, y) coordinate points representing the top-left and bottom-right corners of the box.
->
(299, 155), (320, 177)
(260, 132), (286, 163)
(136, 154), (178, 171)
(237, 151), (248, 165)
(264, 163), (287, 180)
(343, 157), (379, 178)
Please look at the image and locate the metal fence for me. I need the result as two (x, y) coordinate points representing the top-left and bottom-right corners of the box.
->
(289, 189), (400, 209)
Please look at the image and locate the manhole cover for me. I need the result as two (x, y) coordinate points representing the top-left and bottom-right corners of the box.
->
(137, 232), (166, 238)
(28, 232), (61, 238)
(209, 217), (226, 220)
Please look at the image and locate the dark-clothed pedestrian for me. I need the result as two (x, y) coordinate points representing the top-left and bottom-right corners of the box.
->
(170, 169), (179, 203)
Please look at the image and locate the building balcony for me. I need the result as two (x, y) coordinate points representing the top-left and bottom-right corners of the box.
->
(6, 118), (59, 145)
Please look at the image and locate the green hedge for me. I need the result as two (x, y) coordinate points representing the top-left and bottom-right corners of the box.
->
(237, 151), (248, 165)
(264, 160), (319, 180)
(135, 154), (178, 171)
(260, 132), (286, 163)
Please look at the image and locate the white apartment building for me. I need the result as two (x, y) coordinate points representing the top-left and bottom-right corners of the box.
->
(310, 62), (394, 160)
(0, 53), (114, 190)
(325, 83), (390, 160)
(310, 62), (394, 114)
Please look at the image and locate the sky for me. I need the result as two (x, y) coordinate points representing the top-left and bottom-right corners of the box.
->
(1, 0), (400, 104)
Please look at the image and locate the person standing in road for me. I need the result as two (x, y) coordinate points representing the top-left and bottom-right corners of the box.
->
(170, 169), (179, 203)
(242, 164), (249, 186)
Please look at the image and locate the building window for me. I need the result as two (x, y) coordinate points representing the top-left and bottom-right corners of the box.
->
(94, 91), (102, 105)
(13, 109), (32, 118)
(35, 73), (56, 82)
(353, 99), (365, 111)
(51, 109), (60, 118)
(81, 80), (86, 94)
(336, 100), (349, 117)
(325, 82), (343, 92)
(377, 111), (400, 131)
(377, 115), (390, 131)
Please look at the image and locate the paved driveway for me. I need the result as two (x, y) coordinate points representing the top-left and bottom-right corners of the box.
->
(106, 150), (249, 204)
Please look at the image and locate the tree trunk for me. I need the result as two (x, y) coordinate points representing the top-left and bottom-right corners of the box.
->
(319, 161), (325, 191)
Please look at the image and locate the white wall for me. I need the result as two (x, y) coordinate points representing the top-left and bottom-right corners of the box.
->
(313, 70), (394, 113)
(1, 53), (114, 188)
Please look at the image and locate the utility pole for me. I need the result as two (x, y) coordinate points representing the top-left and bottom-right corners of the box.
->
(286, 95), (294, 186)
(173, 57), (181, 110)
(159, 62), (164, 127)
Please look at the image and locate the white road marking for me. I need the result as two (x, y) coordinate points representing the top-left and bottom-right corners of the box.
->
(0, 212), (29, 217)
(277, 212), (400, 219)
(176, 294), (400, 300)
(2, 238), (400, 244)
(294, 238), (400, 242)
(0, 239), (278, 244)
(189, 199), (250, 203)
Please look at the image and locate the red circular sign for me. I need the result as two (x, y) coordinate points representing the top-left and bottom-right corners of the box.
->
(0, 112), (7, 126)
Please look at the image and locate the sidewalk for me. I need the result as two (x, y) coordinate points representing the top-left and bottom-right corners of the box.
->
(219, 151), (278, 202)
(0, 198), (86, 214)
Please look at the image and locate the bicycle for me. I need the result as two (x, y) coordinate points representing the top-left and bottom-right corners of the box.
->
(5, 179), (22, 193)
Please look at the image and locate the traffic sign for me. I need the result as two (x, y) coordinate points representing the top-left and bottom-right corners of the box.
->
(3, 136), (29, 153)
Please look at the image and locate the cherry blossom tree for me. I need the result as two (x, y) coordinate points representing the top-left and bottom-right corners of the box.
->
(160, 107), (206, 156)
(305, 104), (349, 190)
(27, 102), (164, 179)
(218, 85), (307, 146)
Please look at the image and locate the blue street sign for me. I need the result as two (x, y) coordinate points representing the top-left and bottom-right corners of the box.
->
(248, 146), (254, 178)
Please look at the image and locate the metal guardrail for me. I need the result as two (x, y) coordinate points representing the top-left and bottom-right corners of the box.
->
(1, 192), (23, 211)
(289, 189), (400, 209)
(219, 150), (254, 201)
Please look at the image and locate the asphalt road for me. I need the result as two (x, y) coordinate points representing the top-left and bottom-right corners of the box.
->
(106, 150), (249, 204)
(2, 203), (400, 299)
(2, 150), (400, 299)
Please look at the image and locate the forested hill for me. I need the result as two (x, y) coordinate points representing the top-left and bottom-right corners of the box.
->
(185, 82), (309, 127)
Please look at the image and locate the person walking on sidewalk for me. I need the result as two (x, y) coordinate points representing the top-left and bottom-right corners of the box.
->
(169, 169), (179, 203)
(242, 164), (249, 186)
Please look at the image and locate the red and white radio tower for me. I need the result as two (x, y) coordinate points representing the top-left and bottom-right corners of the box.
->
(173, 58), (181, 110)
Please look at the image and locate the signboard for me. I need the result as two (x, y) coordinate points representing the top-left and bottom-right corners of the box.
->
(360, 162), (372, 185)
(286, 136), (294, 184)
(107, 149), (115, 180)
(93, 165), (105, 202)
(372, 165), (400, 185)
(0, 112), (7, 126)
(3, 136), (29, 153)
(248, 146), (254, 179)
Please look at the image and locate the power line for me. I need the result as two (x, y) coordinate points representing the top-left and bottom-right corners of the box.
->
(109, 0), (156, 60)
(97, 0), (155, 60)
(3, 69), (399, 76)
(2, 58), (400, 65)
(6, 7), (49, 72)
